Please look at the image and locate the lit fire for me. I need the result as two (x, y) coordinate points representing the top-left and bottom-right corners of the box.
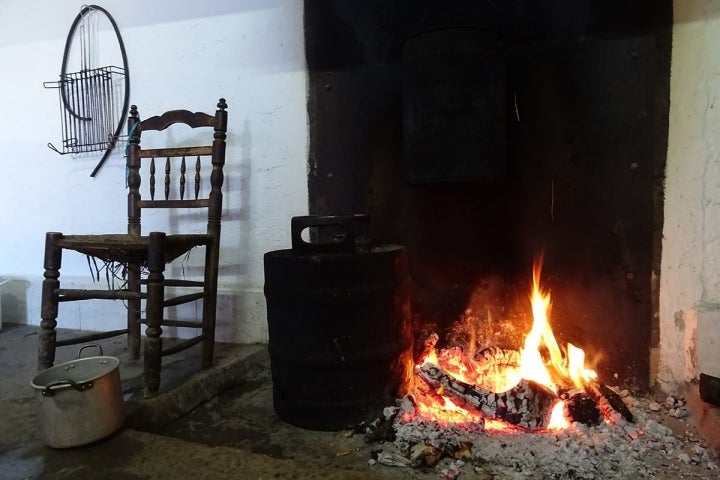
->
(519, 260), (597, 392)
(412, 259), (598, 431)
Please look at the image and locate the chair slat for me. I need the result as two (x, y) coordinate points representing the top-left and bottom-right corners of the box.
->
(140, 278), (204, 287)
(139, 146), (212, 158)
(140, 109), (215, 131)
(164, 291), (206, 307)
(161, 335), (206, 357)
(161, 320), (203, 328)
(58, 289), (146, 301)
(138, 199), (209, 208)
(55, 329), (129, 347)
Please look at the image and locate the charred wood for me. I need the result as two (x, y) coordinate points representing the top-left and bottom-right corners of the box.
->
(469, 346), (522, 392)
(414, 370), (452, 406)
(364, 410), (397, 443)
(474, 346), (521, 366)
(586, 383), (634, 423)
(416, 363), (558, 430)
(562, 389), (602, 426)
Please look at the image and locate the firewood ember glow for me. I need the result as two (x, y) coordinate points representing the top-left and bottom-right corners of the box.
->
(415, 363), (559, 430)
(562, 389), (602, 426)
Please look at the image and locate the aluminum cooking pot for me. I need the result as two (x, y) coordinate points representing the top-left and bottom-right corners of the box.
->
(31, 344), (124, 448)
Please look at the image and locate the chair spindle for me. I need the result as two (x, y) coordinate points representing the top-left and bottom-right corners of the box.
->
(149, 158), (156, 201)
(164, 157), (171, 201)
(180, 156), (186, 200)
(195, 156), (201, 200)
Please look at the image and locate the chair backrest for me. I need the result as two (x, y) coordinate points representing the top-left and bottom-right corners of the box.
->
(125, 98), (228, 238)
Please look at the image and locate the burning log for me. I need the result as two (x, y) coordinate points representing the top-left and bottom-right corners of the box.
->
(415, 331), (439, 363)
(471, 346), (522, 392)
(586, 382), (634, 423)
(416, 363), (558, 430)
(474, 346), (521, 367)
(562, 389), (602, 426)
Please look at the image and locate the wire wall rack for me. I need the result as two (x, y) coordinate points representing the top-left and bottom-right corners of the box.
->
(45, 5), (130, 177)
(44, 65), (127, 156)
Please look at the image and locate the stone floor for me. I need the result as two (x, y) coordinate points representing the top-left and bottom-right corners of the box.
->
(1, 322), (720, 479)
(0, 323), (411, 480)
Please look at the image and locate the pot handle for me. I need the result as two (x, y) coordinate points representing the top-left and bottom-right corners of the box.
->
(41, 379), (94, 397)
(77, 343), (104, 358)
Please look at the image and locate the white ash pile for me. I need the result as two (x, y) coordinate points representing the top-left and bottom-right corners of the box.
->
(364, 389), (719, 479)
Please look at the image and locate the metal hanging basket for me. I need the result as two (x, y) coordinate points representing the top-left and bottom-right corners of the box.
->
(44, 5), (130, 177)
(44, 65), (127, 155)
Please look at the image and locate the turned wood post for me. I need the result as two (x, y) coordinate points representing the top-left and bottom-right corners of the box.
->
(201, 98), (227, 367)
(39, 232), (63, 371)
(127, 104), (143, 359)
(144, 231), (166, 397)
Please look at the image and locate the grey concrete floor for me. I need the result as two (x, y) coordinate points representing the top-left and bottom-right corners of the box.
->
(0, 323), (414, 480)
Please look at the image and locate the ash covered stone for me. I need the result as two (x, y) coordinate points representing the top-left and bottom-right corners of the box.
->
(374, 391), (719, 479)
(394, 417), (485, 450)
(670, 407), (689, 418)
(665, 395), (686, 409)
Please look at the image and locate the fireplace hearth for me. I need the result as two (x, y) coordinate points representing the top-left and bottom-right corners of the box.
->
(256, 214), (719, 477)
(160, 356), (719, 479)
(305, 0), (672, 391)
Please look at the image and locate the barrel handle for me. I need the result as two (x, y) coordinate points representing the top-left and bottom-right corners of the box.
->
(291, 215), (369, 254)
(41, 379), (94, 397)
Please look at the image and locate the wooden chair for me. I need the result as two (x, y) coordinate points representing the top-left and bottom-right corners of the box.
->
(39, 98), (228, 397)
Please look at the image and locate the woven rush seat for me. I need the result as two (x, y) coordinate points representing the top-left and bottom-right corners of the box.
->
(56, 233), (211, 265)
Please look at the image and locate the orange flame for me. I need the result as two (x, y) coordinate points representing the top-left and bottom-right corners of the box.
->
(519, 260), (597, 393)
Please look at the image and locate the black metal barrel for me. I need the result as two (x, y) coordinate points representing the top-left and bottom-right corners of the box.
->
(264, 215), (413, 431)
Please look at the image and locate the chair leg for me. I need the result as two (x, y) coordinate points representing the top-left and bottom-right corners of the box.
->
(127, 263), (142, 360)
(201, 239), (219, 368)
(143, 232), (166, 398)
(39, 232), (63, 371)
(201, 295), (216, 368)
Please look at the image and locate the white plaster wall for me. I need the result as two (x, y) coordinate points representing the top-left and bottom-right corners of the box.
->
(0, 0), (308, 343)
(660, 0), (720, 392)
